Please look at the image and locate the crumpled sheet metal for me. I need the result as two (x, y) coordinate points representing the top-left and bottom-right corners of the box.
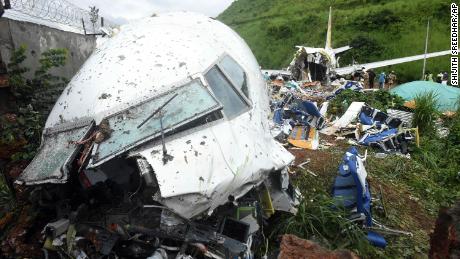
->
(322, 102), (365, 135)
(135, 119), (294, 219)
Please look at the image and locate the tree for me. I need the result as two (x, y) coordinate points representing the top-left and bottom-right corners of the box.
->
(89, 6), (99, 33)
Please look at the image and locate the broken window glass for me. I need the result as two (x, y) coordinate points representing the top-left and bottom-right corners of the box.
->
(91, 79), (221, 166)
(205, 66), (249, 119)
(218, 55), (249, 98)
(17, 122), (94, 185)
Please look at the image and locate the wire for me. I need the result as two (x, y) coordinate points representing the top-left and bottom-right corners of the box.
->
(206, 116), (236, 176)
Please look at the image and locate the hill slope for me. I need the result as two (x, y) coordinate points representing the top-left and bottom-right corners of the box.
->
(218, 0), (451, 82)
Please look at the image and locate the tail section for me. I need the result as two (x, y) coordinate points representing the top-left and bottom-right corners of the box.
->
(325, 6), (332, 50)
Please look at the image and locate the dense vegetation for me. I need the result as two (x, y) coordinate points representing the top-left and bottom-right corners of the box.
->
(0, 46), (67, 216)
(1, 46), (68, 161)
(218, 0), (451, 82)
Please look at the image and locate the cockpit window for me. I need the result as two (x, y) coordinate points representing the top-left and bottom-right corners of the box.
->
(205, 66), (249, 119)
(218, 55), (249, 98)
(90, 79), (222, 166)
(17, 121), (94, 185)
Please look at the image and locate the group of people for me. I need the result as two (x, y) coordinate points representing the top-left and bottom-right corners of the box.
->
(353, 68), (397, 89)
(424, 71), (449, 85)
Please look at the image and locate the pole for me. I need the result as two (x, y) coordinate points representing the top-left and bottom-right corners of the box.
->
(422, 20), (430, 80)
(81, 18), (86, 35)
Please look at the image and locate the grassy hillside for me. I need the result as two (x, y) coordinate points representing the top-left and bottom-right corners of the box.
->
(218, 0), (451, 82)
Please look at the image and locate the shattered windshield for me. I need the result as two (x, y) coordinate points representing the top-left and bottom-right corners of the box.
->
(218, 55), (249, 98)
(205, 66), (249, 119)
(17, 122), (93, 185)
(91, 79), (221, 166)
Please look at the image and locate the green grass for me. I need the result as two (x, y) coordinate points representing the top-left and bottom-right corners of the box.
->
(0, 169), (15, 217)
(218, 0), (451, 83)
(412, 92), (439, 135)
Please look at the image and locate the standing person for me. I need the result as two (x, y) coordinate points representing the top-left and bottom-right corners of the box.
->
(378, 72), (386, 89)
(263, 71), (270, 81)
(363, 69), (369, 88)
(367, 69), (376, 89)
(353, 71), (361, 81)
(428, 73), (434, 82)
(425, 71), (434, 82)
(442, 72), (449, 85)
(437, 72), (443, 83)
(388, 71), (397, 88)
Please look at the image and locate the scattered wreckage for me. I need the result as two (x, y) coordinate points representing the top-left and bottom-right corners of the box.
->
(323, 102), (419, 154)
(270, 92), (327, 150)
(266, 74), (418, 155)
(12, 12), (300, 258)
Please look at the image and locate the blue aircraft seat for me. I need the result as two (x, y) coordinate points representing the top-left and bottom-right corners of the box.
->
(332, 147), (387, 248)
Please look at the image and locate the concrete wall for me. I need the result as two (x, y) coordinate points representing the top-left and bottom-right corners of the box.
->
(0, 17), (96, 80)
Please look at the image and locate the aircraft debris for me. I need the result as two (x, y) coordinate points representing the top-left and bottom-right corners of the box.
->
(266, 68), (417, 155)
(263, 7), (450, 85)
(319, 102), (418, 154)
(332, 147), (412, 248)
(7, 12), (300, 258)
(270, 90), (327, 150)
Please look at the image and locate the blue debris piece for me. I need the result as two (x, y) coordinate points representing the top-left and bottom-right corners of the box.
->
(359, 112), (374, 126)
(359, 128), (399, 146)
(271, 93), (325, 130)
(332, 147), (387, 248)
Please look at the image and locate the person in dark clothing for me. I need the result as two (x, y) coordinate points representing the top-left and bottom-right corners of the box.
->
(367, 69), (376, 89)
(442, 72), (449, 85)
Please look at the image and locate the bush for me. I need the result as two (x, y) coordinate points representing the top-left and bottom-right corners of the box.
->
(0, 171), (15, 214)
(7, 45), (30, 99)
(446, 98), (460, 146)
(267, 24), (293, 39)
(1, 46), (68, 160)
(340, 36), (384, 64)
(328, 89), (404, 116)
(412, 92), (439, 136)
(353, 9), (402, 30)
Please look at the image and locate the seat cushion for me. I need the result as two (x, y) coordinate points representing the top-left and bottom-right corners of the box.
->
(333, 187), (357, 208)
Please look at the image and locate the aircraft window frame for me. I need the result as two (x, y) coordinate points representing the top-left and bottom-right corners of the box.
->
(204, 54), (252, 105)
(217, 55), (250, 100)
(202, 53), (252, 119)
(16, 118), (95, 185)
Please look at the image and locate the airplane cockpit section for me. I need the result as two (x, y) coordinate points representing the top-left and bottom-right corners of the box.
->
(15, 12), (299, 258)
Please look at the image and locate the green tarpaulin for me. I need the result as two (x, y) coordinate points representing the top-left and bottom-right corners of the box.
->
(390, 81), (460, 112)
